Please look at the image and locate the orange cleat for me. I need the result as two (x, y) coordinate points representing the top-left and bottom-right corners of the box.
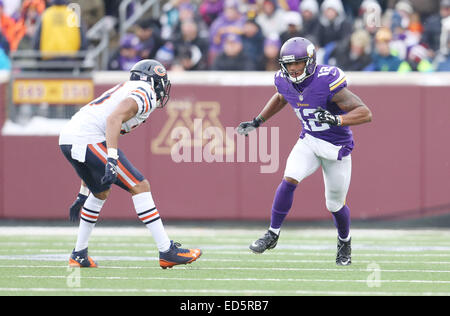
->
(159, 241), (202, 269)
(69, 248), (98, 268)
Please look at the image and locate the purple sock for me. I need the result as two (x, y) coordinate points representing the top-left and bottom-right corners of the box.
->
(332, 205), (351, 240)
(270, 180), (297, 229)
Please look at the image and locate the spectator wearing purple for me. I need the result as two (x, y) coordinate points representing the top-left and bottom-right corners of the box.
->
(277, 0), (301, 11)
(208, 0), (246, 65)
(108, 33), (141, 71)
(199, 0), (224, 26)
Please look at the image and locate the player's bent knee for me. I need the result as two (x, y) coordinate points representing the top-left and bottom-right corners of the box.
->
(130, 179), (151, 195)
(326, 200), (345, 213)
(284, 176), (299, 185)
(93, 189), (110, 200)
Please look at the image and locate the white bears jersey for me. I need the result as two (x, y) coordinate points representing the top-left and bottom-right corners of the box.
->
(59, 80), (157, 145)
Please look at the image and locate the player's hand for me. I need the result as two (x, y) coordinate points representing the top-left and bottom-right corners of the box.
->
(314, 107), (342, 126)
(69, 193), (88, 222)
(101, 157), (118, 186)
(236, 117), (262, 136)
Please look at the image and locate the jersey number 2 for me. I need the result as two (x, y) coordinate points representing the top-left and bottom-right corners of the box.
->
(295, 108), (330, 132)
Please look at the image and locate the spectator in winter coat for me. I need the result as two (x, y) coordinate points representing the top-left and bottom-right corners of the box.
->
(367, 27), (402, 71)
(422, 0), (450, 53)
(280, 11), (305, 45)
(300, 0), (320, 44)
(171, 19), (209, 71)
(329, 29), (373, 71)
(212, 33), (256, 70)
(208, 0), (246, 64)
(256, 0), (288, 37)
(241, 19), (265, 70)
(316, 0), (353, 48)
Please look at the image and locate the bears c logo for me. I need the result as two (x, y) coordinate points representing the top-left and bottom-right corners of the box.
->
(154, 65), (166, 77)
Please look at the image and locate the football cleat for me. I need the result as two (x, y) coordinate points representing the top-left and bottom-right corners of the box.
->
(249, 230), (279, 254)
(336, 237), (352, 266)
(69, 247), (98, 268)
(159, 241), (202, 269)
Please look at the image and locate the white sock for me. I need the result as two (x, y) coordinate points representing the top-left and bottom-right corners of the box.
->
(132, 192), (171, 252)
(338, 234), (351, 242)
(75, 194), (105, 252)
(269, 227), (280, 235)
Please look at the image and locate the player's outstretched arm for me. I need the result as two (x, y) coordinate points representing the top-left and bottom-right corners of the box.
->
(331, 88), (372, 126)
(258, 92), (288, 122)
(237, 92), (288, 136)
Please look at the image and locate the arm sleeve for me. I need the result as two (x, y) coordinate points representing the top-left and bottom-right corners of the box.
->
(327, 67), (347, 99)
(126, 83), (155, 116)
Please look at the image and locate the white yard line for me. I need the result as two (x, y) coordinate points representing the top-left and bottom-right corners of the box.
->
(1, 254), (450, 265)
(0, 287), (448, 296)
(15, 275), (450, 284)
(0, 226), (449, 238)
(1, 264), (450, 274)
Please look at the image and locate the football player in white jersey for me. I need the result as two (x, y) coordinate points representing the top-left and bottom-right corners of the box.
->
(59, 59), (202, 269)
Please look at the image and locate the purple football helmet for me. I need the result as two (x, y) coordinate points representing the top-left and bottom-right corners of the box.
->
(279, 37), (317, 84)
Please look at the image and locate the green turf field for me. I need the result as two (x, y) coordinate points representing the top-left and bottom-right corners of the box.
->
(0, 225), (449, 296)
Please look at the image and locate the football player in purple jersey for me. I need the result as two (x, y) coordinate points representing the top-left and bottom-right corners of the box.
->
(237, 37), (372, 265)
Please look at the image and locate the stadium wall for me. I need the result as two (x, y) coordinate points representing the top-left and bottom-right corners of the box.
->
(1, 72), (449, 221)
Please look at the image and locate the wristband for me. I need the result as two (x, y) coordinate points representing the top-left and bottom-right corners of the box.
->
(79, 185), (89, 196)
(107, 148), (119, 160)
(256, 115), (266, 123)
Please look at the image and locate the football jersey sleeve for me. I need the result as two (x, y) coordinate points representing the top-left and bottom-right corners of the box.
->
(127, 82), (155, 116)
(327, 67), (347, 99)
(274, 70), (289, 95)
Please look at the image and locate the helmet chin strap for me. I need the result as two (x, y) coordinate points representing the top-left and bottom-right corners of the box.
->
(287, 58), (315, 84)
(289, 72), (307, 84)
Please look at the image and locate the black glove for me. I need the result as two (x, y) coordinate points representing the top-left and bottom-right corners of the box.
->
(69, 193), (88, 222)
(314, 107), (342, 126)
(236, 117), (264, 136)
(101, 157), (118, 186)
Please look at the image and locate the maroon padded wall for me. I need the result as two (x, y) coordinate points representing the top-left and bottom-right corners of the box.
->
(0, 82), (449, 221)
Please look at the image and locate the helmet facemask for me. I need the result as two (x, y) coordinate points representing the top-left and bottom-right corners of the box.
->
(150, 76), (171, 108)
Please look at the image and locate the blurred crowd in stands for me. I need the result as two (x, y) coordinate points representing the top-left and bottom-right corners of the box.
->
(0, 0), (450, 72)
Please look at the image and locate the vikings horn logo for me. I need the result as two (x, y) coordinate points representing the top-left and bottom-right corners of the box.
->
(307, 44), (315, 57)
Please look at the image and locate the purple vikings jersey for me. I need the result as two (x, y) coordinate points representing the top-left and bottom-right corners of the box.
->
(275, 64), (354, 158)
